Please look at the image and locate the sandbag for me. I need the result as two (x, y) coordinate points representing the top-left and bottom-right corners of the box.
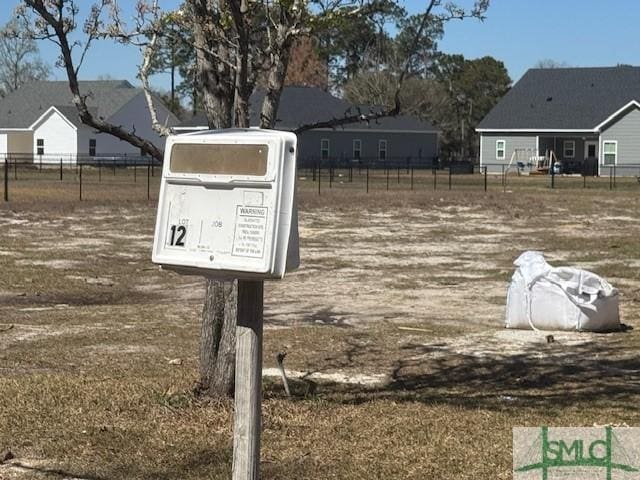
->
(505, 251), (620, 331)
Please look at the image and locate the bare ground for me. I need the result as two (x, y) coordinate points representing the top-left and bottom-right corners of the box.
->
(0, 177), (639, 479)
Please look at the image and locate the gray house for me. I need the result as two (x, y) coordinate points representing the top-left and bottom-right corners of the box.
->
(477, 66), (640, 175)
(176, 86), (439, 166)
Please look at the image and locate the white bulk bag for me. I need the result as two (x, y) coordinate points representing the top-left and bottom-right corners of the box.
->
(505, 251), (620, 331)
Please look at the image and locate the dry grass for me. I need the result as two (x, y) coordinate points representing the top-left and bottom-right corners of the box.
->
(0, 174), (639, 479)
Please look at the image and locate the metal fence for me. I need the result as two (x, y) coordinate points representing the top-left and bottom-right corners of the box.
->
(3, 154), (640, 202)
(1, 154), (162, 202)
(299, 162), (640, 195)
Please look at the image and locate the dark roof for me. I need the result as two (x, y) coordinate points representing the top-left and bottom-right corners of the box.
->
(45, 105), (98, 128)
(179, 86), (438, 132)
(0, 80), (140, 128)
(477, 66), (640, 131)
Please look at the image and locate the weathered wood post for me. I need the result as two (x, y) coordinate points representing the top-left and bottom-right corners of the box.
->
(484, 166), (488, 192)
(232, 280), (264, 480)
(3, 156), (8, 202)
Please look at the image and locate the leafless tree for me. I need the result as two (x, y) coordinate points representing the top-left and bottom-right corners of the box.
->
(0, 18), (50, 96)
(19, 0), (490, 399)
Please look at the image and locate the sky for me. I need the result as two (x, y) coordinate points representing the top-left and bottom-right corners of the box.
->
(2, 0), (640, 92)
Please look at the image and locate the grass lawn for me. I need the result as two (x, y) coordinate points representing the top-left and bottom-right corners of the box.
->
(0, 174), (639, 479)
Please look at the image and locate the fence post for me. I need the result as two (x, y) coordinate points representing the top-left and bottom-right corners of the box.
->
(13, 156), (17, 180)
(501, 164), (505, 186)
(329, 164), (333, 189)
(366, 165), (369, 193)
(386, 167), (389, 191)
(312, 164), (316, 182)
(147, 163), (151, 200)
(583, 173), (586, 189)
(397, 166), (400, 184)
(318, 165), (321, 195)
(551, 163), (555, 189)
(410, 167), (414, 191)
(613, 165), (616, 189)
(60, 158), (63, 181)
(99, 160), (102, 182)
(433, 168), (437, 190)
(349, 166), (353, 183)
(134, 163), (137, 183)
(448, 166), (452, 190)
(79, 164), (83, 201)
(484, 166), (488, 192)
(113, 159), (116, 176)
(609, 167), (613, 190)
(4, 157), (8, 202)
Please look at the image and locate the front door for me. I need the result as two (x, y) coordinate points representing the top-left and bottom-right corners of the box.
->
(584, 141), (598, 160)
(584, 140), (598, 176)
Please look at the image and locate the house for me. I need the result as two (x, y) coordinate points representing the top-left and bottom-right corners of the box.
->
(0, 80), (178, 163)
(176, 86), (439, 166)
(477, 66), (640, 175)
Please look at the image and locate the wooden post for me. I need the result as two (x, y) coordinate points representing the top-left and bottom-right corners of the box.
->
(147, 164), (151, 200)
(484, 166), (488, 192)
(410, 167), (414, 190)
(79, 164), (83, 201)
(3, 157), (8, 202)
(386, 167), (389, 191)
(317, 165), (321, 196)
(448, 165), (452, 190)
(232, 280), (264, 480)
(366, 165), (369, 193)
(60, 158), (63, 181)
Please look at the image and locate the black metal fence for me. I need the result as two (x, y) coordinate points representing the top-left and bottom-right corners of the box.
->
(3, 154), (640, 202)
(1, 154), (162, 202)
(298, 161), (640, 195)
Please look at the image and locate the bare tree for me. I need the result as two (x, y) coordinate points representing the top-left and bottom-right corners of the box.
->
(0, 18), (50, 96)
(17, 0), (173, 159)
(19, 0), (490, 399)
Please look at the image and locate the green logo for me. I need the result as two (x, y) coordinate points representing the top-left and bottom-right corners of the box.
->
(514, 427), (640, 480)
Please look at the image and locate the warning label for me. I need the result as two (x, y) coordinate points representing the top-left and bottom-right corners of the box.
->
(232, 206), (268, 258)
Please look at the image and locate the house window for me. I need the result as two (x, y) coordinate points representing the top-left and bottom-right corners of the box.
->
(563, 140), (575, 159)
(353, 139), (361, 160)
(378, 139), (387, 161)
(36, 138), (44, 156)
(602, 141), (617, 166)
(496, 140), (506, 160)
(89, 139), (96, 157)
(321, 138), (330, 160)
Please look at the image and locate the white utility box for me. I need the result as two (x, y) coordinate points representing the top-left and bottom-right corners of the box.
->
(152, 129), (299, 280)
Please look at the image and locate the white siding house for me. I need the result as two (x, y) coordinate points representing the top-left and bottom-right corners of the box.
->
(0, 80), (178, 164)
(30, 107), (78, 163)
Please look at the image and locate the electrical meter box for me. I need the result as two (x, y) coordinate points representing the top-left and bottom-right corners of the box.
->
(152, 129), (299, 280)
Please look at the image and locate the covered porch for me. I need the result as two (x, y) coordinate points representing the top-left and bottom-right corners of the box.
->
(537, 134), (599, 175)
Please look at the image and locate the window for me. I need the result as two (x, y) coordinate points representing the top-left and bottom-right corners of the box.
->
(353, 139), (361, 160)
(496, 140), (505, 160)
(36, 138), (44, 156)
(603, 141), (617, 166)
(563, 140), (575, 159)
(378, 139), (387, 161)
(89, 139), (96, 157)
(321, 138), (330, 160)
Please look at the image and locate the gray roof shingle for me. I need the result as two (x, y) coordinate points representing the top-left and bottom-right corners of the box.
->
(179, 86), (438, 132)
(477, 66), (640, 131)
(0, 80), (139, 128)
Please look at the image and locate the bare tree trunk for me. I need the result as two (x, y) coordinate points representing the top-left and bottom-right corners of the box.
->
(189, 0), (237, 399)
(198, 279), (237, 397)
